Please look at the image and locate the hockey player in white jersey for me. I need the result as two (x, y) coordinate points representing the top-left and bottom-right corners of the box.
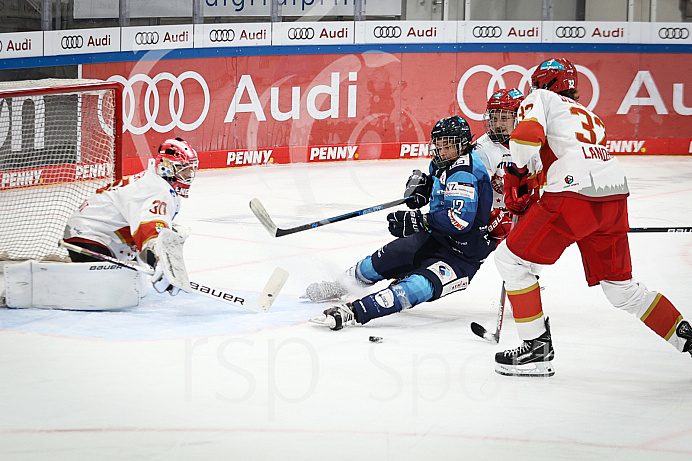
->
(474, 88), (532, 241)
(63, 137), (199, 296)
(475, 88), (525, 210)
(493, 58), (691, 377)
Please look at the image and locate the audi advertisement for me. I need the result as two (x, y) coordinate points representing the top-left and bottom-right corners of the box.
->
(464, 21), (542, 43)
(3, 20), (692, 59)
(43, 28), (120, 56)
(195, 24), (271, 48)
(121, 25), (193, 52)
(650, 21), (692, 43)
(545, 22), (630, 43)
(272, 22), (355, 46)
(81, 48), (691, 174)
(0, 31), (43, 59)
(358, 21), (457, 44)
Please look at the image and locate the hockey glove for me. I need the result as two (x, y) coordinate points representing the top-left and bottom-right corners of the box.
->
(387, 210), (429, 238)
(171, 222), (191, 241)
(404, 169), (433, 209)
(152, 262), (181, 296)
(139, 239), (158, 269)
(487, 207), (513, 241)
(503, 164), (537, 216)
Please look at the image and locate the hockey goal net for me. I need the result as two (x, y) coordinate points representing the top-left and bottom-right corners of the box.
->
(0, 79), (122, 262)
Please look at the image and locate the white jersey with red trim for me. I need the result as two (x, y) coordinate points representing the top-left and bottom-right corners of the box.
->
(474, 133), (545, 209)
(510, 88), (629, 200)
(64, 168), (181, 261)
(473, 133), (512, 209)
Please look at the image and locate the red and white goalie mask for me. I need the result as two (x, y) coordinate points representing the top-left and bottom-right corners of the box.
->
(156, 137), (199, 198)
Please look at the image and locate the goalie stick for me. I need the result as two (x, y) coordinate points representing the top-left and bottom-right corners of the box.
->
(628, 226), (692, 233)
(59, 240), (288, 312)
(250, 196), (413, 237)
(470, 224), (692, 342)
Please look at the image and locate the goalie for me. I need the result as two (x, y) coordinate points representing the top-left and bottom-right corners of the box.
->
(4, 138), (199, 311)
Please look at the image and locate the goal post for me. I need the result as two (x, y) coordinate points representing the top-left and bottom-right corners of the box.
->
(0, 79), (122, 262)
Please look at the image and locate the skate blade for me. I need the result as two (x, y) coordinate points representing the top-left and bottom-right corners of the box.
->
(495, 361), (555, 377)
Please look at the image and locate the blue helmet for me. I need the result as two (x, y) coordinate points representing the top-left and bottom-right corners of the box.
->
(429, 116), (473, 168)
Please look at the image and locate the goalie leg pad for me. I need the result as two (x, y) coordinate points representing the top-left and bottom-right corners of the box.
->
(4, 260), (145, 311)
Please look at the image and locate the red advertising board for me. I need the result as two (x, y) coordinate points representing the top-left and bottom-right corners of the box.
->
(0, 163), (113, 191)
(82, 51), (692, 175)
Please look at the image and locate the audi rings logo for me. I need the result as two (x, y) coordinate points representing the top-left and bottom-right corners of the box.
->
(61, 35), (84, 50)
(135, 32), (160, 46)
(456, 64), (600, 121)
(658, 27), (689, 40)
(472, 26), (502, 39)
(287, 27), (315, 40)
(107, 72), (211, 135)
(209, 29), (236, 42)
(555, 26), (586, 39)
(373, 26), (402, 39)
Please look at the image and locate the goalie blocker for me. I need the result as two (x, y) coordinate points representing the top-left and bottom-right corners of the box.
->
(4, 260), (147, 310)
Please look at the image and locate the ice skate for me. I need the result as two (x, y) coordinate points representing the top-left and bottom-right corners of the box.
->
(495, 317), (555, 377)
(676, 320), (692, 356)
(302, 280), (349, 302)
(309, 303), (357, 330)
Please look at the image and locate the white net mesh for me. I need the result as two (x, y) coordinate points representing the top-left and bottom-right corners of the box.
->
(0, 79), (118, 261)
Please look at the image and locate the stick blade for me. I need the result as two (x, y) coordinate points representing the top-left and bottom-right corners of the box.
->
(470, 322), (499, 343)
(256, 267), (289, 312)
(249, 198), (279, 237)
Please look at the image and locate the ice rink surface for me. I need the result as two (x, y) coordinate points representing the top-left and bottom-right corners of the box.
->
(1, 155), (691, 460)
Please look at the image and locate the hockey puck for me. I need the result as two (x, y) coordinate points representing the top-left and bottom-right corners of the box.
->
(369, 336), (383, 343)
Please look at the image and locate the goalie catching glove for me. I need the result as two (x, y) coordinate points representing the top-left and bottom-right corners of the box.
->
(387, 210), (429, 238)
(404, 169), (433, 209)
(503, 164), (538, 216)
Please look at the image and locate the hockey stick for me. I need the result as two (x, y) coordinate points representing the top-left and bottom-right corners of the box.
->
(469, 224), (692, 342)
(250, 197), (413, 237)
(470, 213), (519, 343)
(470, 283), (506, 344)
(628, 227), (692, 233)
(59, 240), (288, 312)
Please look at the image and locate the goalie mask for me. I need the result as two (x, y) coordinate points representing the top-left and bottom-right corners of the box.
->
(429, 116), (473, 169)
(482, 88), (524, 144)
(531, 58), (578, 94)
(156, 137), (199, 198)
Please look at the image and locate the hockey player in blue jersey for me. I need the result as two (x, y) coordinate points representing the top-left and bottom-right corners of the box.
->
(309, 116), (501, 330)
